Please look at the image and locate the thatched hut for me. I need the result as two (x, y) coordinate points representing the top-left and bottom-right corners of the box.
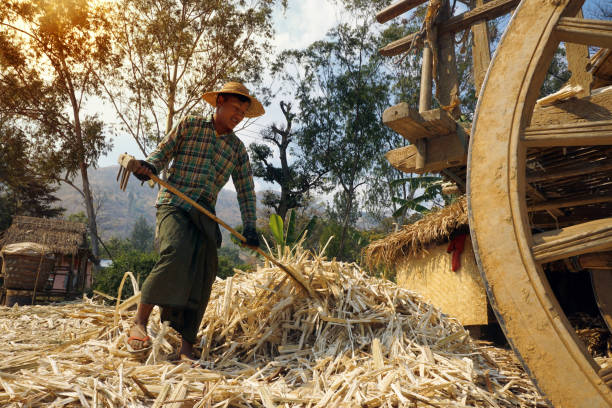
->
(0, 216), (91, 305)
(365, 197), (490, 327)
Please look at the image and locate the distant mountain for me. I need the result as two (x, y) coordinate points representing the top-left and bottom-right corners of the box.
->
(56, 166), (245, 240)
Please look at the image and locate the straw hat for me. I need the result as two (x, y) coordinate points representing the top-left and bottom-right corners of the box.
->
(202, 82), (265, 118)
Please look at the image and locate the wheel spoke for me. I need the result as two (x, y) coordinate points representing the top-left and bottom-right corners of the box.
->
(522, 120), (612, 147)
(532, 218), (612, 263)
(556, 17), (612, 49)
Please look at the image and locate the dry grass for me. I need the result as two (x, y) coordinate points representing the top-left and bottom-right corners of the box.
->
(364, 196), (468, 270)
(1, 216), (87, 256)
(0, 245), (546, 407)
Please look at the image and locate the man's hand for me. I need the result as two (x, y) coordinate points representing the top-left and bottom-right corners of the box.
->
(133, 160), (157, 182)
(242, 226), (260, 248)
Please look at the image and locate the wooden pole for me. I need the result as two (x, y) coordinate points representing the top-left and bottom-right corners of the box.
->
(417, 32), (434, 172)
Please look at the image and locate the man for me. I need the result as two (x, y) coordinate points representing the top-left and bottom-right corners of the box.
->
(127, 82), (263, 361)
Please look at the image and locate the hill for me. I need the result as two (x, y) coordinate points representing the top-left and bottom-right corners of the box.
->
(56, 166), (245, 240)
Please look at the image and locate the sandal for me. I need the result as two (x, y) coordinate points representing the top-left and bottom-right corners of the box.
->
(126, 324), (152, 352)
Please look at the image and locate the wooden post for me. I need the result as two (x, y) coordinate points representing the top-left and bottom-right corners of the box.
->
(436, 1), (461, 119)
(565, 10), (592, 97)
(471, 0), (491, 95)
(417, 29), (435, 171)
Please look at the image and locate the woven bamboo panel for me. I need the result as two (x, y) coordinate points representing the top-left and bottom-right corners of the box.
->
(397, 237), (488, 325)
(1, 254), (54, 290)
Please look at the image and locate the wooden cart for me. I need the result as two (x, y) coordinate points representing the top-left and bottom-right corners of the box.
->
(376, 0), (612, 405)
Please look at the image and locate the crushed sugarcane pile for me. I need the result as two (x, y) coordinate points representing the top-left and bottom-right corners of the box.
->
(0, 247), (547, 407)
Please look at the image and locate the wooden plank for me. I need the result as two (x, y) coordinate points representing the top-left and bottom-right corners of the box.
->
(376, 0), (428, 23)
(556, 17), (612, 50)
(382, 105), (457, 143)
(565, 10), (592, 97)
(383, 103), (431, 142)
(528, 194), (612, 212)
(379, 0), (519, 57)
(385, 127), (468, 174)
(526, 160), (612, 183)
(441, 0), (519, 35)
(526, 184), (564, 218)
(530, 85), (612, 126)
(531, 217), (612, 263)
(417, 31), (435, 171)
(583, 252), (612, 269)
(522, 119), (612, 147)
(471, 0), (491, 95)
(436, 1), (461, 119)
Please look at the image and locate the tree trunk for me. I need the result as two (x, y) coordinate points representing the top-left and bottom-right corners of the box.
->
(337, 189), (355, 260)
(64, 59), (101, 264)
(80, 164), (100, 262)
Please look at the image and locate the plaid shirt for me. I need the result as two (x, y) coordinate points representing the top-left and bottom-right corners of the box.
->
(146, 115), (256, 229)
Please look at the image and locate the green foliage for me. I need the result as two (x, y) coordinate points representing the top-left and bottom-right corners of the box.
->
(249, 102), (327, 220)
(268, 210), (317, 249)
(217, 246), (251, 279)
(273, 21), (396, 259)
(94, 249), (159, 300)
(107, 0), (287, 155)
(0, 0), (117, 259)
(129, 215), (154, 253)
(269, 214), (284, 246)
(390, 176), (447, 217)
(318, 220), (372, 262)
(0, 119), (64, 231)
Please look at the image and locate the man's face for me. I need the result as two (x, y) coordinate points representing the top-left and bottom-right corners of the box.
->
(216, 95), (250, 132)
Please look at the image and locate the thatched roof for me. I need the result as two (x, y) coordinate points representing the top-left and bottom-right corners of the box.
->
(1, 216), (87, 256)
(364, 196), (468, 269)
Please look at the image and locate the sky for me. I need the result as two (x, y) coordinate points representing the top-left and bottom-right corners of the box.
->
(97, 0), (346, 182)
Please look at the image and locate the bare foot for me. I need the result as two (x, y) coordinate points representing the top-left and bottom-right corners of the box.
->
(127, 323), (151, 350)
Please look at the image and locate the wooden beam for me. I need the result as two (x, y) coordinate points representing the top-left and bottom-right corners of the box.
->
(417, 29), (435, 171)
(530, 85), (612, 126)
(522, 119), (612, 147)
(532, 217), (612, 263)
(376, 0), (428, 24)
(556, 17), (612, 50)
(441, 0), (519, 35)
(471, 0), (491, 95)
(385, 127), (468, 174)
(582, 252), (612, 270)
(526, 183), (564, 218)
(527, 160), (612, 183)
(437, 1), (461, 119)
(528, 194), (612, 212)
(379, 0), (519, 57)
(565, 10), (592, 98)
(382, 104), (458, 143)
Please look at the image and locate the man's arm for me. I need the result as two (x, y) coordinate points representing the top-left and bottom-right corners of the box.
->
(145, 117), (186, 173)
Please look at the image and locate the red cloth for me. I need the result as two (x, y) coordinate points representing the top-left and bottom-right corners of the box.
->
(447, 234), (467, 272)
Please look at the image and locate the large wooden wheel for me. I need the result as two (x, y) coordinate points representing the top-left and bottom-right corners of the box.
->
(468, 0), (612, 406)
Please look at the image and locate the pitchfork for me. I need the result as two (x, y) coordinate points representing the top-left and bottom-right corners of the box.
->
(117, 153), (317, 299)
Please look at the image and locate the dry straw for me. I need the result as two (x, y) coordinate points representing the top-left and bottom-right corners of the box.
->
(1, 216), (87, 256)
(364, 196), (468, 270)
(0, 244), (546, 407)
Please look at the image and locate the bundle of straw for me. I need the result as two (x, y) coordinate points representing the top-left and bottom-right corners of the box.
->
(0, 246), (547, 407)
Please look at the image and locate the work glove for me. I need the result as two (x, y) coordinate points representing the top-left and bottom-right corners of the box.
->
(242, 226), (260, 248)
(133, 160), (157, 182)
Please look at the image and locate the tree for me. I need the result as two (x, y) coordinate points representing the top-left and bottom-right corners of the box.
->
(129, 215), (154, 252)
(249, 101), (327, 221)
(0, 117), (64, 231)
(0, 0), (116, 261)
(104, 0), (286, 157)
(274, 21), (396, 259)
